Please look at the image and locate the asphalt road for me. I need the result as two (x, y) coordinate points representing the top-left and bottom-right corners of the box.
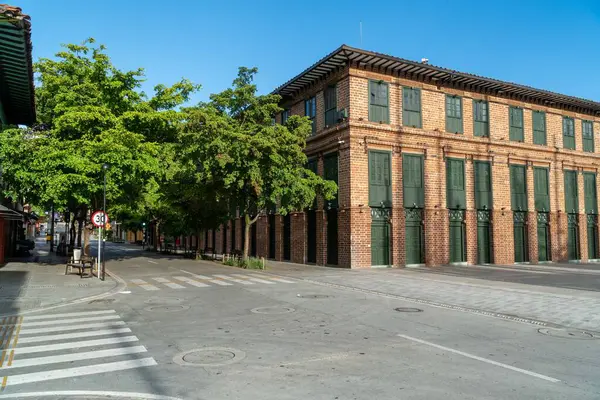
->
(1, 242), (598, 400)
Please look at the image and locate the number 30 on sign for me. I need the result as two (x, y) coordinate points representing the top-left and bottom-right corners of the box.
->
(91, 211), (109, 227)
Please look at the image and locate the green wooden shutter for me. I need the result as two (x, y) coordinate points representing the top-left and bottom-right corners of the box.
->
(564, 170), (579, 213)
(403, 87), (422, 128)
(474, 161), (492, 210)
(324, 85), (337, 126)
(369, 81), (389, 123)
(402, 154), (424, 208)
(369, 151), (391, 207)
(473, 100), (489, 137)
(324, 152), (339, 209)
(584, 172), (597, 214)
(510, 165), (527, 211)
(533, 167), (550, 211)
(532, 111), (546, 145)
(446, 158), (466, 209)
(563, 117), (575, 149)
(509, 107), (524, 142)
(583, 120), (594, 152)
(445, 95), (463, 134)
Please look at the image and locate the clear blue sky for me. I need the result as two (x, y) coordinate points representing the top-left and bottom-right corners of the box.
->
(17, 0), (600, 105)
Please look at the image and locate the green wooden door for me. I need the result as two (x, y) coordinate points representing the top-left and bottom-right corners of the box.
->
(307, 210), (317, 263)
(537, 213), (550, 262)
(283, 214), (291, 260)
(477, 211), (492, 264)
(567, 214), (579, 260)
(513, 211), (528, 262)
(371, 218), (390, 266)
(587, 215), (598, 260)
(326, 209), (338, 265)
(449, 210), (466, 263)
(268, 214), (276, 259)
(405, 209), (424, 265)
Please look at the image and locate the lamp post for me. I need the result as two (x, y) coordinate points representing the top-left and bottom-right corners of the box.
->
(101, 163), (108, 280)
(142, 222), (146, 250)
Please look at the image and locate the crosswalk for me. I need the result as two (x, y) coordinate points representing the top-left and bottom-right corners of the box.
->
(0, 310), (156, 390)
(129, 272), (295, 291)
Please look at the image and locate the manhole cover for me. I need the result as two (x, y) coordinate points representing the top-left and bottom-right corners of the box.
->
(394, 307), (423, 313)
(144, 305), (190, 312)
(89, 298), (116, 304)
(174, 347), (246, 367)
(538, 328), (597, 340)
(144, 297), (183, 305)
(298, 294), (331, 299)
(250, 306), (295, 314)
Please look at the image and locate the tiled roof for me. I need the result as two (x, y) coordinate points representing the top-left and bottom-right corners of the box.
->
(274, 45), (600, 116)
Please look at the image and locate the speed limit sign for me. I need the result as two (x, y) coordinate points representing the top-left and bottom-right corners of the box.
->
(91, 211), (109, 227)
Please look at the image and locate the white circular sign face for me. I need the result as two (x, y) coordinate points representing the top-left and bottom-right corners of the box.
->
(91, 211), (109, 227)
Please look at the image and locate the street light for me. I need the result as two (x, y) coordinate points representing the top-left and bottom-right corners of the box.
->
(101, 163), (108, 281)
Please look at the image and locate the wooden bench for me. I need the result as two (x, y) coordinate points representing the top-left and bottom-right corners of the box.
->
(65, 254), (96, 278)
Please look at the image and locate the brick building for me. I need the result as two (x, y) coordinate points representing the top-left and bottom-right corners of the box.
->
(207, 45), (600, 268)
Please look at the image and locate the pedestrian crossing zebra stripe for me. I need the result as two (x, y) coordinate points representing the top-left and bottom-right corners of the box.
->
(19, 321), (126, 335)
(151, 278), (185, 289)
(248, 274), (295, 283)
(212, 274), (254, 285)
(20, 314), (120, 328)
(230, 274), (275, 284)
(173, 277), (209, 287)
(179, 270), (233, 286)
(22, 310), (116, 321)
(17, 327), (132, 344)
(8, 335), (140, 355)
(129, 279), (160, 291)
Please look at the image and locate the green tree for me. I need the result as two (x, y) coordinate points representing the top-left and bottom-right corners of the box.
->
(0, 38), (199, 252)
(181, 67), (337, 260)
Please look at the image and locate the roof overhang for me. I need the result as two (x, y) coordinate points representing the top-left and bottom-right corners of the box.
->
(0, 4), (35, 126)
(274, 45), (600, 116)
(0, 204), (23, 220)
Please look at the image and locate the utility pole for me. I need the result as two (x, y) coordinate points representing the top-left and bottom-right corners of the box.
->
(50, 201), (55, 253)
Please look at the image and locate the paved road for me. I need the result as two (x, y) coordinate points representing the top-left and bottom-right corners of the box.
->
(0, 243), (597, 399)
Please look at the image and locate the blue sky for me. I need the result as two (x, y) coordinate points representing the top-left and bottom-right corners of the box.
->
(17, 0), (600, 105)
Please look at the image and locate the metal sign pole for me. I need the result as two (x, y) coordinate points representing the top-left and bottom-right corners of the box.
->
(97, 225), (102, 279)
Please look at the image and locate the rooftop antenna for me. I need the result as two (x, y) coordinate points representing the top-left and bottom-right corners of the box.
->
(360, 21), (363, 47)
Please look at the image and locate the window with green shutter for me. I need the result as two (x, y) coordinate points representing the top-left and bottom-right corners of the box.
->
(473, 100), (489, 137)
(584, 172), (597, 214)
(446, 158), (466, 209)
(305, 97), (317, 134)
(402, 154), (424, 208)
(324, 152), (338, 209)
(445, 95), (463, 134)
(510, 165), (527, 211)
(324, 85), (337, 127)
(532, 111), (546, 145)
(281, 109), (290, 125)
(564, 170), (579, 213)
(563, 117), (575, 149)
(474, 161), (492, 210)
(583, 120), (594, 152)
(403, 86), (422, 128)
(533, 167), (550, 211)
(369, 151), (391, 207)
(369, 80), (389, 123)
(509, 107), (524, 142)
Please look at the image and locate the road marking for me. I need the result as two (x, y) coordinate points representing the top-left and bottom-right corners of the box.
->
(21, 314), (120, 328)
(0, 390), (185, 399)
(130, 279), (160, 291)
(249, 274), (295, 283)
(397, 334), (560, 383)
(152, 278), (185, 289)
(180, 270), (232, 286)
(147, 260), (158, 264)
(212, 274), (254, 285)
(12, 336), (139, 355)
(19, 321), (126, 335)
(4, 345), (147, 370)
(24, 310), (116, 321)
(0, 357), (157, 386)
(173, 277), (209, 287)
(17, 328), (132, 344)
(231, 274), (275, 284)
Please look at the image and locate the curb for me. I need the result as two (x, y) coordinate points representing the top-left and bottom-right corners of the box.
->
(0, 267), (128, 318)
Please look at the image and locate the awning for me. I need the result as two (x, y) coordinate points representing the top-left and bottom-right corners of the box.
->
(0, 204), (23, 220)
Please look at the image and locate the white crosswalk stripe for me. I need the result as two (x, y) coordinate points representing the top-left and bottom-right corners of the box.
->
(128, 272), (296, 291)
(0, 310), (156, 390)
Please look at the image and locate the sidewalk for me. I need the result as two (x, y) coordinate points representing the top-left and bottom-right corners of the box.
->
(0, 237), (121, 317)
(264, 261), (600, 332)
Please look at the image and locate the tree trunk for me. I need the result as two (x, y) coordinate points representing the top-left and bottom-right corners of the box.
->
(196, 230), (201, 259)
(154, 222), (159, 252)
(69, 215), (76, 248)
(243, 213), (261, 261)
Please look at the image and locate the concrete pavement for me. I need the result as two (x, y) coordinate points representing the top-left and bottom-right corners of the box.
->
(0, 243), (598, 399)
